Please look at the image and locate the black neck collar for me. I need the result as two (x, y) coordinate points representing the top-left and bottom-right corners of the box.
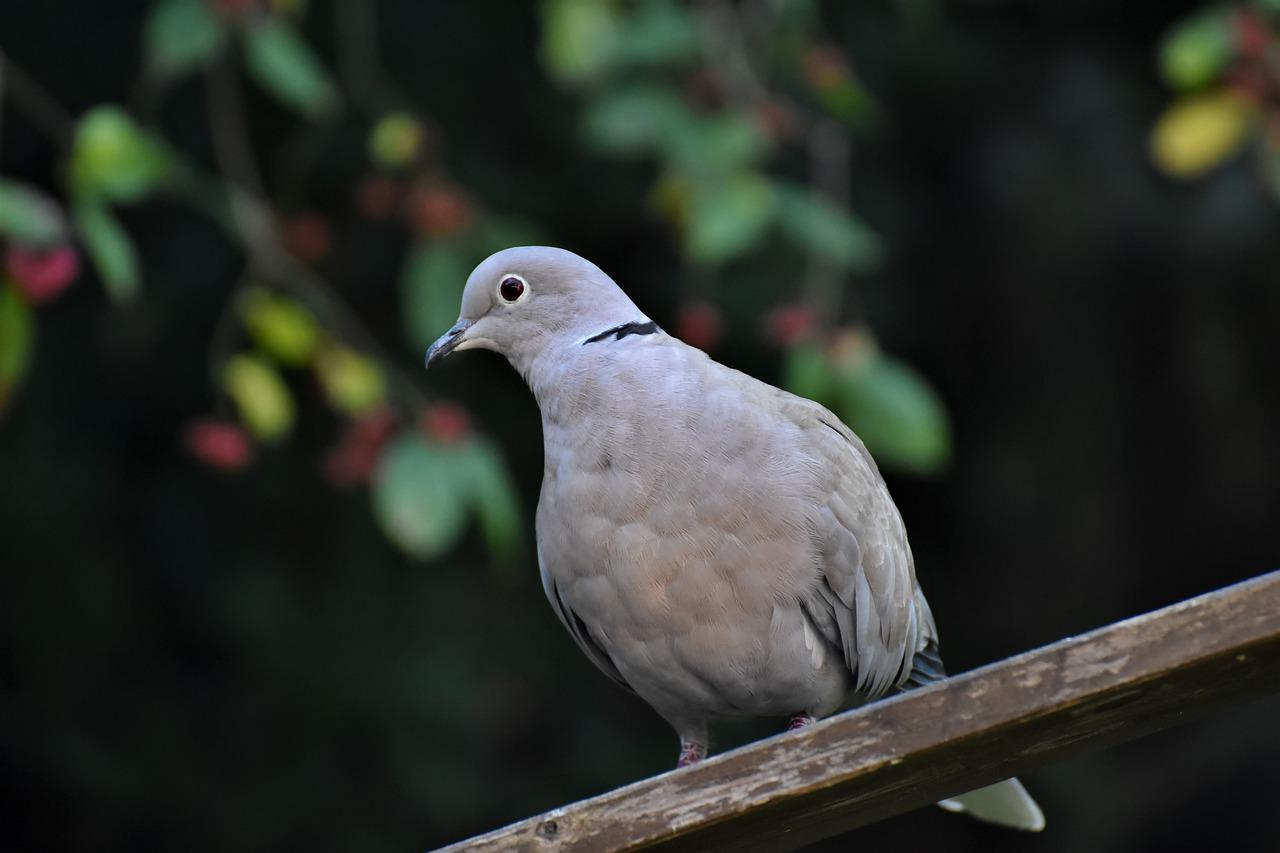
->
(582, 320), (660, 346)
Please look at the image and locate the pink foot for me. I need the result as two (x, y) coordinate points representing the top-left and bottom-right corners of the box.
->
(786, 713), (816, 731)
(676, 741), (706, 768)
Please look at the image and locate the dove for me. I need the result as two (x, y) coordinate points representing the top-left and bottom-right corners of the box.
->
(425, 246), (1045, 831)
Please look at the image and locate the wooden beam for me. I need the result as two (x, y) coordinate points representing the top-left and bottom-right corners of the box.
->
(441, 571), (1280, 852)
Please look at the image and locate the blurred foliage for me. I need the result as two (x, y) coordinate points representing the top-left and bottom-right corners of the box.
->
(1151, 1), (1280, 186)
(0, 0), (959, 575)
(1, 0), (534, 565)
(542, 0), (946, 470)
(3, 2), (1280, 853)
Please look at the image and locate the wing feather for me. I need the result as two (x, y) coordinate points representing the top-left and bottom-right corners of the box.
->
(797, 404), (940, 698)
(537, 544), (635, 694)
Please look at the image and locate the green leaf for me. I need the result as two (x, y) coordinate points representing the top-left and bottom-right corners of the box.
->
(614, 0), (698, 66)
(684, 173), (776, 265)
(240, 287), (320, 365)
(1160, 10), (1233, 91)
(244, 17), (339, 118)
(582, 86), (691, 157)
(314, 344), (387, 416)
(0, 180), (66, 246)
(69, 106), (173, 203)
(782, 343), (833, 402)
(0, 282), (35, 414)
(222, 353), (295, 441)
(400, 242), (467, 350)
(815, 78), (877, 127)
(776, 183), (883, 273)
(373, 435), (470, 560)
(665, 111), (769, 178)
(144, 0), (226, 75)
(72, 196), (140, 301)
(834, 354), (951, 475)
(541, 0), (620, 83)
(458, 441), (523, 564)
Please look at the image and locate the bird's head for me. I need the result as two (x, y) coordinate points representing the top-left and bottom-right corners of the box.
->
(423, 246), (648, 373)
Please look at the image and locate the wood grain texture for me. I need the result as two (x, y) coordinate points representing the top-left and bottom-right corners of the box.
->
(439, 570), (1280, 853)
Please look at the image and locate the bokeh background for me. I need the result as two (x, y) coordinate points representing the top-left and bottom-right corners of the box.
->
(2, 1), (1278, 850)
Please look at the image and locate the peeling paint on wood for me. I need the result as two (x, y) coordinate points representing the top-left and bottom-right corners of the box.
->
(437, 571), (1280, 853)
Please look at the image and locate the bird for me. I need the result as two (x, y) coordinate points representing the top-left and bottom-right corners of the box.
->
(424, 246), (1045, 831)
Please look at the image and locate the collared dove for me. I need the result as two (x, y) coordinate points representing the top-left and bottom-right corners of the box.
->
(425, 246), (1045, 831)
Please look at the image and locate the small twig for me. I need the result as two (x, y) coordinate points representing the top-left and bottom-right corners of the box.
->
(0, 50), (75, 152)
(803, 118), (852, 326)
(0, 56), (6, 154)
(694, 0), (772, 107)
(334, 0), (379, 102)
(204, 58), (267, 201)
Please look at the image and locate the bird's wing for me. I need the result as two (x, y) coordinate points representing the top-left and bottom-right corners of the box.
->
(787, 399), (940, 698)
(537, 543), (635, 694)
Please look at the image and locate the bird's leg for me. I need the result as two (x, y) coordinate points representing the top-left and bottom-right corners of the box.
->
(676, 740), (706, 768)
(786, 713), (816, 731)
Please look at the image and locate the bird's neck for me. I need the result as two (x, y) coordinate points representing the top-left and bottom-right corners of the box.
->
(520, 321), (663, 451)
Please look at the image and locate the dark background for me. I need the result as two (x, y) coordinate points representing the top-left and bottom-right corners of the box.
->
(2, 1), (1278, 851)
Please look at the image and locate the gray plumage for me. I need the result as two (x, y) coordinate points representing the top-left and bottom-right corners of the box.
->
(425, 246), (1044, 831)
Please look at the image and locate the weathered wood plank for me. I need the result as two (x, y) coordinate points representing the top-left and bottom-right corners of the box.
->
(440, 570), (1280, 852)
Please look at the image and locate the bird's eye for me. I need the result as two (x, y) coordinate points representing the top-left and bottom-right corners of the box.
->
(499, 276), (525, 302)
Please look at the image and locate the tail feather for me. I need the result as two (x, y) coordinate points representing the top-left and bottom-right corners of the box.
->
(902, 639), (1047, 831)
(938, 778), (1046, 831)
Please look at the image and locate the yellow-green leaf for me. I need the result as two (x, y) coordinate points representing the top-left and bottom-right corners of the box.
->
(223, 353), (294, 441)
(69, 106), (172, 203)
(0, 282), (35, 415)
(241, 287), (319, 365)
(1150, 93), (1254, 179)
(314, 344), (387, 416)
(368, 112), (425, 168)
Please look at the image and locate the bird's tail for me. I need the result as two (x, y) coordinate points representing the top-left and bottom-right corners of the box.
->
(937, 778), (1046, 831)
(901, 635), (1046, 831)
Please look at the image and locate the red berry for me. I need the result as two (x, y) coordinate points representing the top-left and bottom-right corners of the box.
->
(420, 401), (470, 443)
(676, 301), (724, 351)
(323, 407), (397, 488)
(323, 443), (379, 487)
(405, 184), (474, 237)
(1234, 11), (1271, 58)
(212, 0), (257, 20)
(5, 245), (80, 303)
(764, 304), (815, 347)
(802, 45), (848, 92)
(183, 419), (254, 471)
(350, 405), (397, 448)
(279, 213), (331, 264)
(754, 101), (795, 143)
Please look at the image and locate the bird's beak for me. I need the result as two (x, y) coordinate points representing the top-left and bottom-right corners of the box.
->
(424, 319), (474, 368)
